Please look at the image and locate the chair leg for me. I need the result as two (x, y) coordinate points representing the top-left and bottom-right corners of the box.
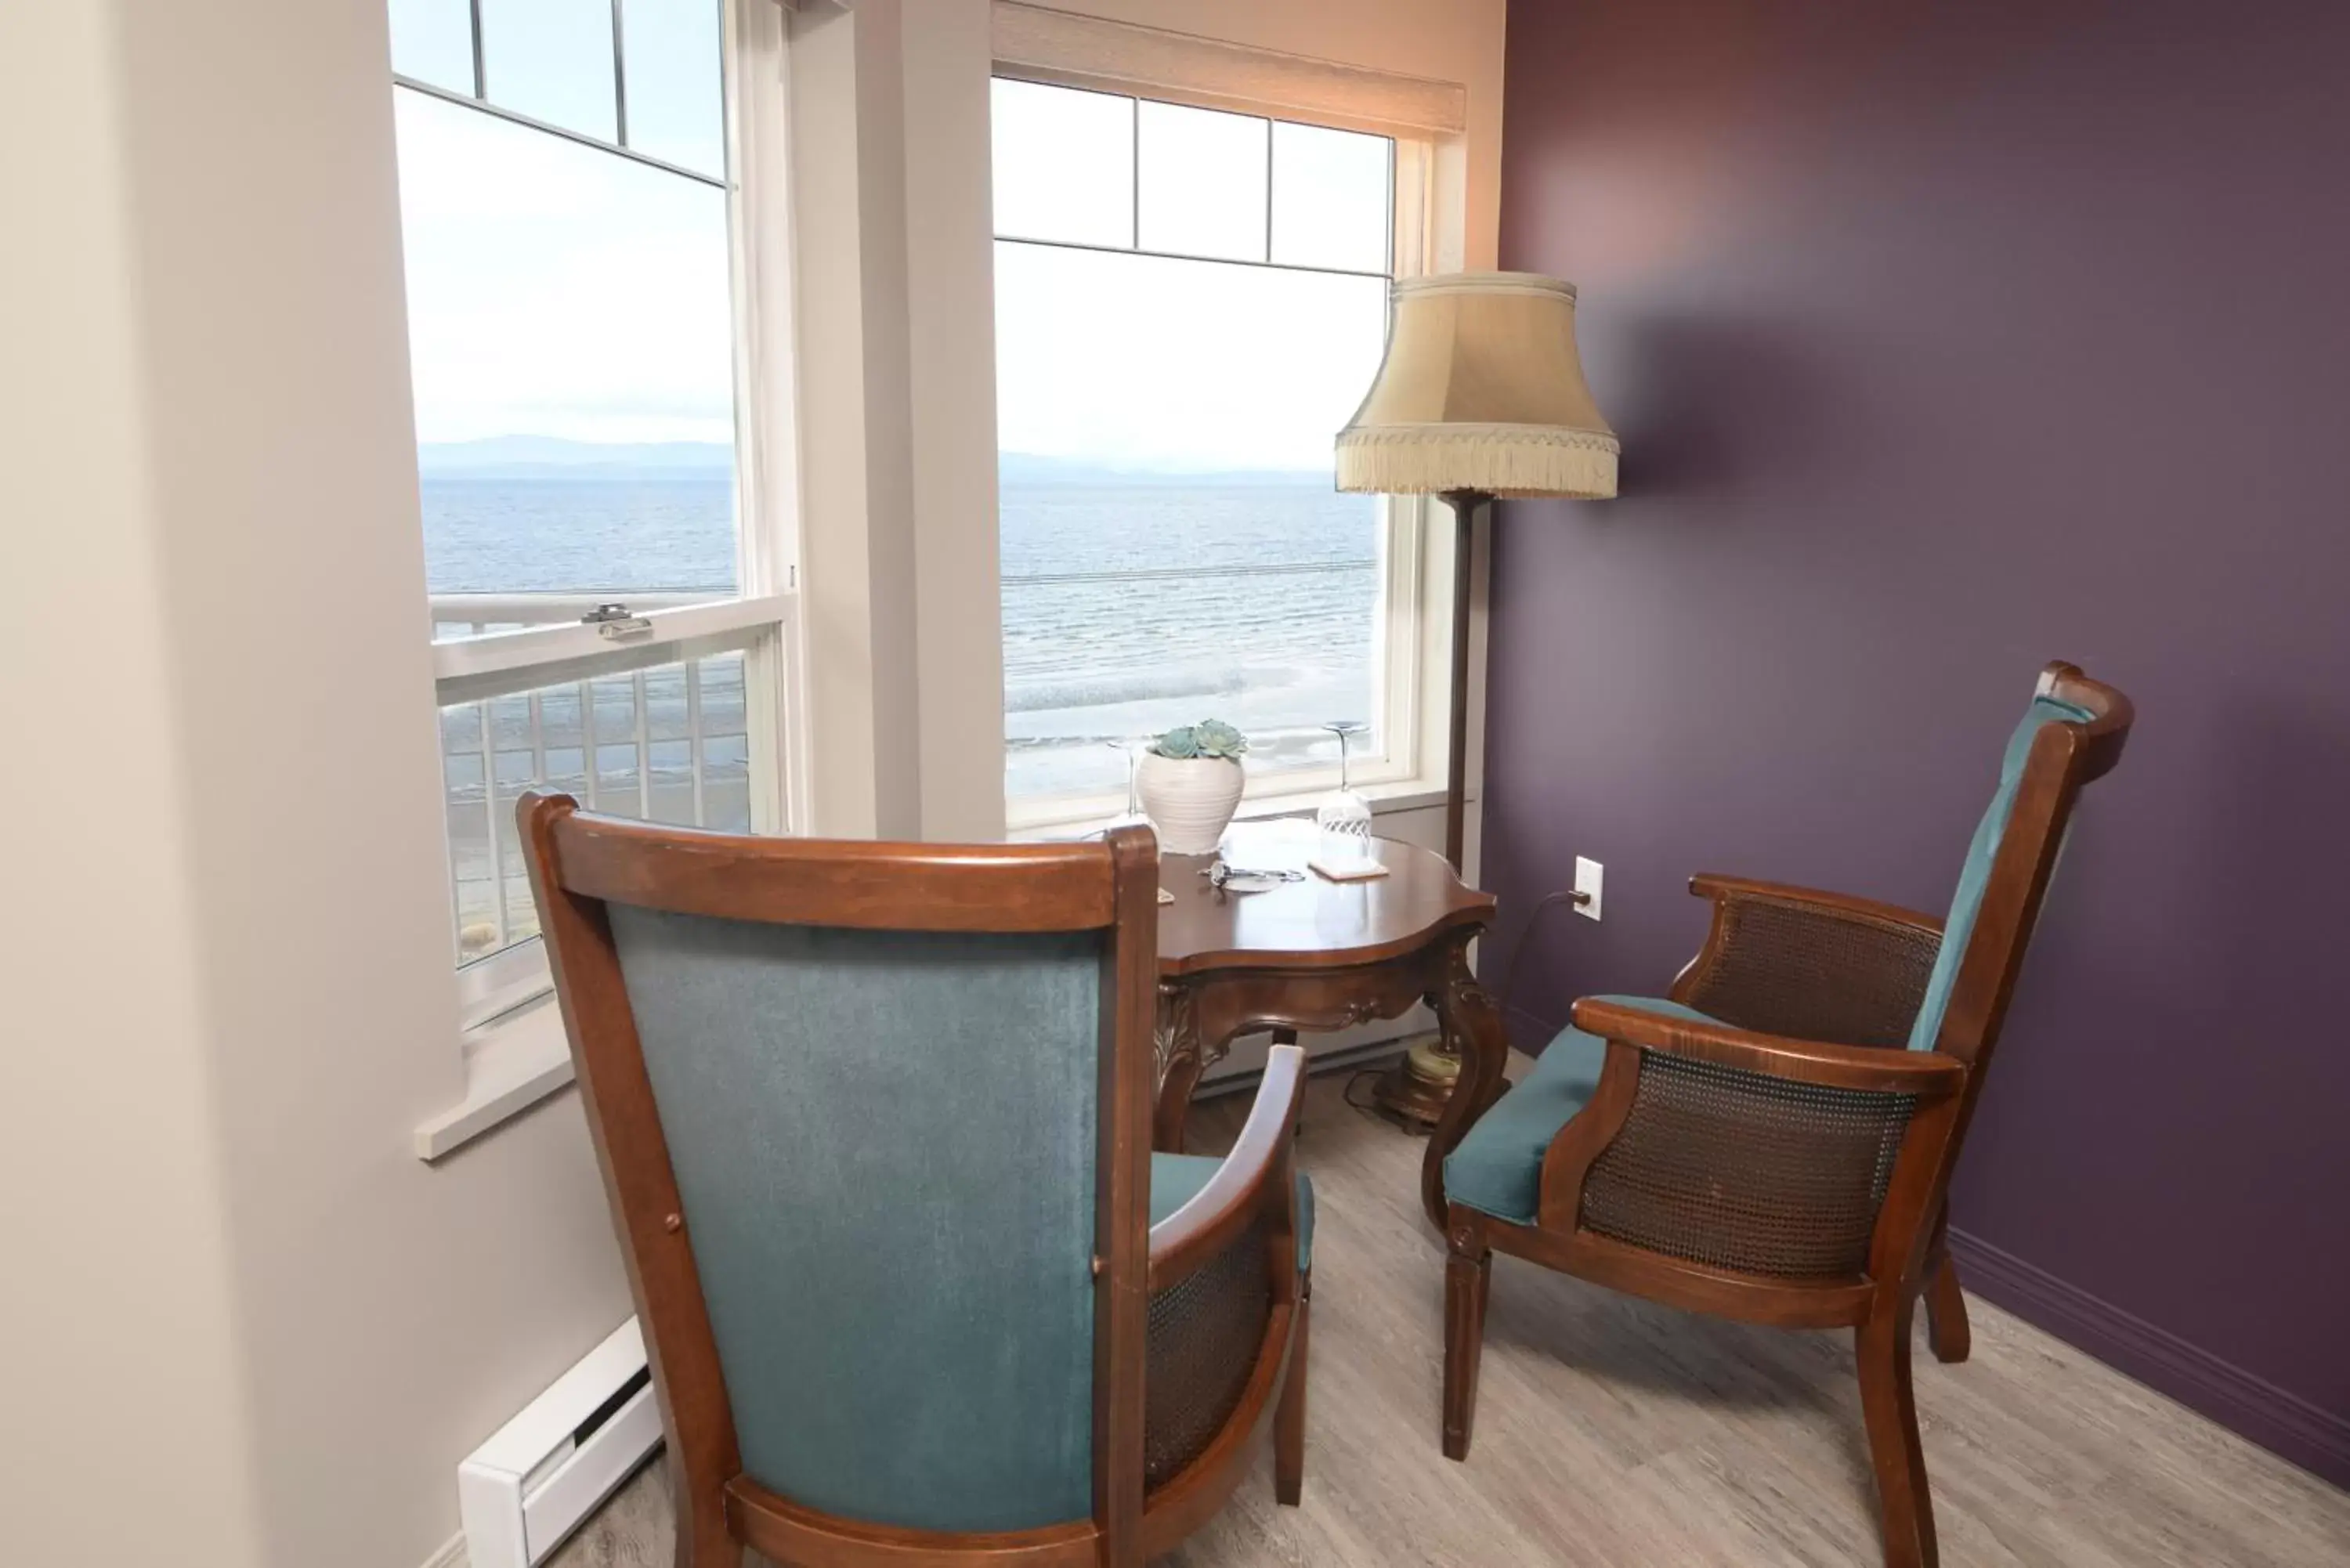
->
(1922, 1241), (1972, 1365)
(671, 1457), (742, 1568)
(1275, 1272), (1309, 1505)
(1856, 1302), (1939, 1568)
(1442, 1216), (1491, 1462)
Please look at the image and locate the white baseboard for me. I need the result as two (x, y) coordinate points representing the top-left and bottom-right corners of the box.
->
(418, 1531), (468, 1568)
(461, 1318), (660, 1568)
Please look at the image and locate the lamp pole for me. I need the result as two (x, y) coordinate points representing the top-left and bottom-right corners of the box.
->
(1440, 488), (1488, 872)
(1365, 486), (1490, 1130)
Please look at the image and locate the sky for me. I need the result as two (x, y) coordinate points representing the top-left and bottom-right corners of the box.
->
(387, 20), (1394, 472)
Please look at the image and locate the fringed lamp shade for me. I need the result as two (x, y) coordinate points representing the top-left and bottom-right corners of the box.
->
(1335, 272), (1618, 500)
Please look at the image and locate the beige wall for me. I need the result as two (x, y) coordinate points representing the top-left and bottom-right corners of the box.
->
(3, 3), (1506, 1565)
(3, 3), (631, 1564)
(2, 5), (273, 1560)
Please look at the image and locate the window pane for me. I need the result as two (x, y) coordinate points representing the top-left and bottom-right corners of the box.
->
(1271, 121), (1390, 273)
(622, 0), (725, 176)
(479, 0), (618, 142)
(995, 244), (1389, 797)
(1137, 103), (1267, 262)
(991, 79), (1133, 247)
(393, 89), (738, 601)
(444, 649), (751, 964)
(389, 0), (475, 93)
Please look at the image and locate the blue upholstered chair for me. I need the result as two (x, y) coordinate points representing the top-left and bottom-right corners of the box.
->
(519, 803), (1312, 1568)
(1425, 663), (2134, 1568)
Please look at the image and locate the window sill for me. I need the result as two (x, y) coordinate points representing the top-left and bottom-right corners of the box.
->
(413, 997), (575, 1162)
(1011, 776), (1455, 841)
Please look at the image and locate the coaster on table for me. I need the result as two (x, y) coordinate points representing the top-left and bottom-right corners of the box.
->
(1309, 855), (1390, 883)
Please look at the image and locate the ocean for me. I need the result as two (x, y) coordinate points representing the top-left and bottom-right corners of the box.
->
(422, 471), (1382, 799)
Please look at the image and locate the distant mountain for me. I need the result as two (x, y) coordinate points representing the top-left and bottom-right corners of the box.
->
(418, 436), (734, 479)
(999, 453), (1336, 488)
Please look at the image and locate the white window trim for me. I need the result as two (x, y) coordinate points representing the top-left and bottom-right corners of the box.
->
(996, 117), (1464, 835)
(415, 0), (805, 1160)
(415, 997), (576, 1161)
(991, 2), (1467, 139)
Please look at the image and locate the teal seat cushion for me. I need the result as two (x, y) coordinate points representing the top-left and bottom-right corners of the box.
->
(1443, 995), (1721, 1225)
(1905, 695), (2094, 1051)
(1151, 1152), (1315, 1271)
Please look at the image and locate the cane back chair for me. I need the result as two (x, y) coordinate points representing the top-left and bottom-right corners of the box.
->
(519, 800), (1312, 1568)
(1426, 662), (2134, 1568)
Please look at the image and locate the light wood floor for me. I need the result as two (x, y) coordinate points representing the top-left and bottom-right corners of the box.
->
(551, 1068), (2350, 1567)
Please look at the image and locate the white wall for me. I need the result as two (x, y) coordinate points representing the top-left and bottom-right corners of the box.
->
(2, 3), (1507, 1564)
(2, 4), (631, 1564)
(2, 6), (273, 1559)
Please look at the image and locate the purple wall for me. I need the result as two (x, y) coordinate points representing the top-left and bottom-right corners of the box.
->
(1488, 0), (2350, 1483)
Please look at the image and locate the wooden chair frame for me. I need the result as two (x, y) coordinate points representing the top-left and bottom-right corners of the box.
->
(1425, 663), (2135, 1568)
(519, 799), (1310, 1568)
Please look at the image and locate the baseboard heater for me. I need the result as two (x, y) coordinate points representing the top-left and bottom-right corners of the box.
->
(460, 1318), (661, 1568)
(1193, 1032), (1418, 1098)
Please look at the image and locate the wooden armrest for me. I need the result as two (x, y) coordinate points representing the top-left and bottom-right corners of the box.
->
(1687, 873), (1943, 938)
(1148, 1045), (1305, 1290)
(1570, 998), (1965, 1095)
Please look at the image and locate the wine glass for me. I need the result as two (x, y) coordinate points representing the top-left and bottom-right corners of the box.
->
(1104, 737), (1149, 831)
(1314, 721), (1373, 858)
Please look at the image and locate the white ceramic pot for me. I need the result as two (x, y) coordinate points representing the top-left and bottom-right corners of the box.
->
(1135, 753), (1246, 855)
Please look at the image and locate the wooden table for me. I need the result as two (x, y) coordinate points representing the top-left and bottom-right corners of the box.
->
(1152, 819), (1504, 1162)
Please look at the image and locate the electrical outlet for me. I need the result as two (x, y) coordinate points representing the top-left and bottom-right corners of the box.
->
(1574, 856), (1604, 920)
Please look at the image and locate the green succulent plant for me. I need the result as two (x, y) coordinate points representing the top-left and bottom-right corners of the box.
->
(1151, 719), (1249, 761)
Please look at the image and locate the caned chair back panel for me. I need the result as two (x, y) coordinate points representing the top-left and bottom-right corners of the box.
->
(606, 906), (1104, 1534)
(1681, 894), (1942, 1050)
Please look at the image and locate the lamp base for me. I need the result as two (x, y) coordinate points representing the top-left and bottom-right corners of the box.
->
(1371, 1039), (1460, 1133)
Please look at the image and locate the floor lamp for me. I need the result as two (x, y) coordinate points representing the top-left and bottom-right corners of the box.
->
(1335, 272), (1618, 1127)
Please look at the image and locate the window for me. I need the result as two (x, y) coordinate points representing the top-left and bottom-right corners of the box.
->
(991, 80), (1424, 818)
(389, 0), (798, 1031)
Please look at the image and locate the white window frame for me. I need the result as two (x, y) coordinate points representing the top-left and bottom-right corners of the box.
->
(992, 85), (1445, 834)
(408, 0), (807, 1157)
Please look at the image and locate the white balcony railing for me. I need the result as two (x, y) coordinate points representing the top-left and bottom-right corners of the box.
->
(431, 591), (777, 973)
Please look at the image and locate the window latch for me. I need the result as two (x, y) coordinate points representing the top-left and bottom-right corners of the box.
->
(583, 602), (654, 641)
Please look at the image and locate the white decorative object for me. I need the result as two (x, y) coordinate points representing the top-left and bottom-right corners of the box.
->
(1308, 855), (1390, 883)
(1137, 752), (1246, 855)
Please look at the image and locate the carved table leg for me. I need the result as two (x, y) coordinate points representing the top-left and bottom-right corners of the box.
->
(1152, 982), (1202, 1153)
(1421, 935), (1511, 1233)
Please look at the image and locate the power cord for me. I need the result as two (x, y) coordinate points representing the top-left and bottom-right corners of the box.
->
(1338, 886), (1586, 1125)
(1491, 887), (1590, 1034)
